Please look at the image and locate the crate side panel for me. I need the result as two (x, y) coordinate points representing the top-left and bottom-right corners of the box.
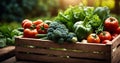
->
(16, 53), (107, 63)
(16, 46), (106, 60)
(16, 38), (107, 52)
(112, 45), (120, 63)
(112, 35), (120, 49)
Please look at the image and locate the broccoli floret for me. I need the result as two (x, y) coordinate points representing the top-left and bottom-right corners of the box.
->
(66, 32), (78, 43)
(47, 22), (77, 44)
(53, 29), (62, 38)
(47, 32), (54, 40)
(47, 22), (69, 44)
(47, 28), (54, 32)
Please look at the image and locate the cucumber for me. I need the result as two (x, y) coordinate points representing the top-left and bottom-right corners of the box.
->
(40, 37), (48, 40)
(44, 20), (52, 25)
(17, 28), (24, 32)
(36, 34), (47, 38)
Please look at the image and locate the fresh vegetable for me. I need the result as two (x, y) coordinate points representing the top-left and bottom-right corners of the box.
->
(66, 33), (78, 43)
(36, 23), (49, 34)
(111, 33), (118, 40)
(47, 22), (68, 44)
(102, 40), (111, 44)
(22, 20), (32, 29)
(47, 22), (77, 44)
(33, 19), (43, 26)
(36, 34), (47, 38)
(88, 15), (101, 30)
(93, 7), (110, 34)
(115, 27), (120, 34)
(98, 31), (112, 42)
(44, 20), (52, 25)
(87, 33), (100, 43)
(17, 28), (24, 32)
(73, 17), (92, 41)
(104, 17), (119, 32)
(22, 19), (30, 27)
(93, 6), (110, 21)
(55, 5), (98, 32)
(23, 29), (38, 38)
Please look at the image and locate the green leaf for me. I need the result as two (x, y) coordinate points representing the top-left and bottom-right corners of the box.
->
(0, 38), (6, 48)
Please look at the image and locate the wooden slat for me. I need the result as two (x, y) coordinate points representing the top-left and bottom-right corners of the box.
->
(105, 44), (112, 63)
(112, 46), (120, 63)
(111, 35), (120, 49)
(16, 53), (107, 63)
(16, 46), (106, 60)
(15, 37), (107, 52)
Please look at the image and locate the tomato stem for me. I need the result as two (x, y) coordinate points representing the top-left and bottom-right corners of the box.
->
(110, 18), (115, 22)
(103, 32), (106, 36)
(92, 34), (97, 38)
(40, 24), (45, 30)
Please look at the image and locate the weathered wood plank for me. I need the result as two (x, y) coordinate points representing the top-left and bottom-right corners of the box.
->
(16, 53), (107, 63)
(16, 46), (106, 60)
(16, 37), (107, 52)
(111, 35), (120, 49)
(112, 45), (120, 63)
(0, 46), (15, 61)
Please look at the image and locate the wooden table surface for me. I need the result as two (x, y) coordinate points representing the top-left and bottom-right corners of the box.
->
(0, 46), (49, 63)
(1, 56), (43, 63)
(0, 46), (15, 61)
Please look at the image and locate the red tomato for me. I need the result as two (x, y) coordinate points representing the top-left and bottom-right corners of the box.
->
(22, 19), (30, 27)
(36, 23), (49, 34)
(111, 33), (118, 40)
(23, 29), (38, 38)
(115, 27), (120, 34)
(104, 17), (119, 32)
(33, 19), (43, 26)
(87, 33), (100, 43)
(98, 31), (112, 41)
(23, 21), (32, 29)
(102, 40), (111, 44)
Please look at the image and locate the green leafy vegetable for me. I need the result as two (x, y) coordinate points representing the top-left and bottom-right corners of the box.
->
(47, 22), (77, 44)
(93, 6), (110, 21)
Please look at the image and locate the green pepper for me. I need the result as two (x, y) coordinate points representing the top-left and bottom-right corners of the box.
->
(74, 17), (92, 41)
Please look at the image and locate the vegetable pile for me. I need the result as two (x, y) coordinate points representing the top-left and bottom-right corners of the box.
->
(21, 5), (120, 44)
(22, 19), (49, 38)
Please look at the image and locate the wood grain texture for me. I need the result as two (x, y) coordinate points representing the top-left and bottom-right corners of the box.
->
(0, 46), (15, 61)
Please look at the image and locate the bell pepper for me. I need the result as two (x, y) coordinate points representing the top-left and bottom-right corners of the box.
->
(74, 17), (92, 41)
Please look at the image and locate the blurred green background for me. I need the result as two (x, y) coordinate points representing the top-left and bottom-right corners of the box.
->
(0, 0), (120, 22)
(0, 0), (120, 47)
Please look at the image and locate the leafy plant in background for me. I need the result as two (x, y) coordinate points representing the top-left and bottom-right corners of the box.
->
(0, 22), (22, 47)
(0, 0), (38, 22)
(0, 0), (59, 22)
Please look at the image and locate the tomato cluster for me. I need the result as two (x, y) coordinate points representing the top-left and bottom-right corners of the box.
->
(22, 19), (49, 38)
(87, 17), (120, 44)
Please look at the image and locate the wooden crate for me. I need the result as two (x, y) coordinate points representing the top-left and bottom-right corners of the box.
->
(15, 35), (120, 63)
